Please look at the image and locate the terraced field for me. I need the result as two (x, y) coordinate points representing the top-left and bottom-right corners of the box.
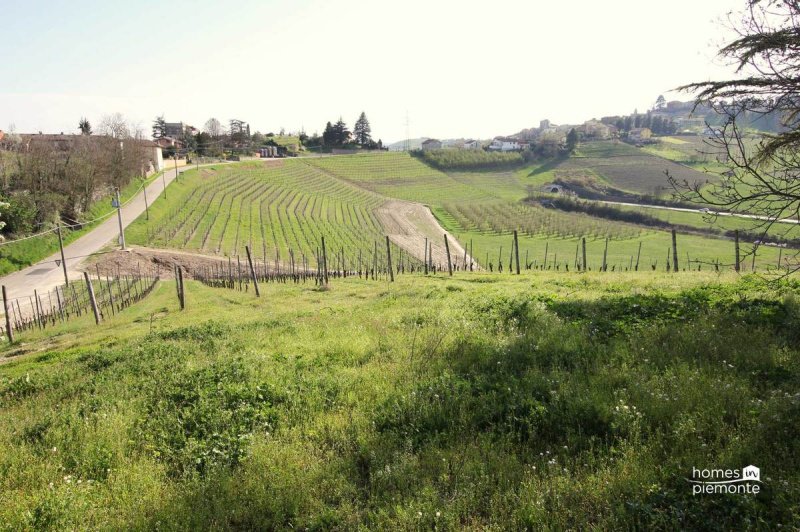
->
(126, 161), (413, 268)
(558, 141), (712, 196)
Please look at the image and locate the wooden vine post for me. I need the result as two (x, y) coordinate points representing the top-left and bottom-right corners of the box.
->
(245, 245), (261, 296)
(385, 236), (394, 282)
(444, 235), (453, 276)
(734, 230), (741, 272)
(2, 286), (13, 343)
(671, 229), (679, 272)
(84, 271), (101, 325)
(581, 237), (587, 271)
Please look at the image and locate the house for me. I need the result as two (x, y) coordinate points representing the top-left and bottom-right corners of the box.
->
(489, 137), (520, 151)
(628, 127), (652, 142)
(10, 133), (163, 173)
(580, 120), (611, 139)
(463, 139), (481, 150)
(154, 136), (185, 151)
(139, 139), (164, 172)
(165, 122), (187, 139)
(421, 139), (442, 150)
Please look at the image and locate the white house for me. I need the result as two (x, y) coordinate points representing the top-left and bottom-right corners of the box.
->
(421, 138), (442, 150)
(489, 137), (520, 151)
(463, 139), (481, 150)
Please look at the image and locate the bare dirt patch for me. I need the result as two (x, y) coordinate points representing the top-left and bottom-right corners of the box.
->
(375, 200), (477, 269)
(85, 247), (253, 279)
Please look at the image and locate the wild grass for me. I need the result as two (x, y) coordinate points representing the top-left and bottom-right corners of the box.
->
(0, 272), (798, 529)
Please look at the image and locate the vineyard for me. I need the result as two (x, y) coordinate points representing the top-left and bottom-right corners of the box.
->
(560, 140), (712, 196)
(445, 201), (642, 240)
(126, 161), (418, 269)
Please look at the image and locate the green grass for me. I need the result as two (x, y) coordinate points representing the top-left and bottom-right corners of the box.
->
(1, 272), (798, 528)
(0, 171), (165, 275)
(126, 161), (411, 266)
(307, 152), (782, 270)
(559, 140), (712, 196)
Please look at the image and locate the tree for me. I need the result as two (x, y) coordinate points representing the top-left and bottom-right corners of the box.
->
(353, 112), (372, 146)
(204, 118), (223, 138)
(566, 128), (578, 152)
(332, 117), (351, 146)
(97, 113), (131, 139)
(671, 0), (800, 268)
(654, 94), (666, 111)
(152, 115), (167, 139)
(79, 117), (92, 135)
(322, 122), (335, 146)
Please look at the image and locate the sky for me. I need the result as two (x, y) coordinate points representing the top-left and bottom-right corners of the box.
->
(0, 0), (742, 143)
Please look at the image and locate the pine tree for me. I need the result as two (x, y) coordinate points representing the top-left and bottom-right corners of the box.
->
(322, 122), (335, 146)
(152, 115), (167, 139)
(353, 112), (372, 146)
(78, 117), (92, 135)
(566, 128), (578, 152)
(333, 118), (351, 146)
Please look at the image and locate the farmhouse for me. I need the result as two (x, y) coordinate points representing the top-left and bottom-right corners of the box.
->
(463, 139), (481, 150)
(489, 137), (521, 152)
(421, 139), (442, 150)
(579, 120), (612, 139)
(628, 127), (652, 142)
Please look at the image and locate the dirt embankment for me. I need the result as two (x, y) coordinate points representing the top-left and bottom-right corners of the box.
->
(86, 247), (252, 279)
(375, 200), (477, 269)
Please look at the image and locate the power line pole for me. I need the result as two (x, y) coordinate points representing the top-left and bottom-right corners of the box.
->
(115, 188), (126, 250)
(56, 223), (69, 286)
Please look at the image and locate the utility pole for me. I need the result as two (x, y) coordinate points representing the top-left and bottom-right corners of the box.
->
(115, 188), (126, 250)
(174, 155), (178, 182)
(161, 168), (167, 200)
(142, 179), (149, 220)
(56, 223), (69, 286)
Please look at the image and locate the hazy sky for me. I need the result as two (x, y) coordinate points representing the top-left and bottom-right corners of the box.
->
(1, 0), (741, 143)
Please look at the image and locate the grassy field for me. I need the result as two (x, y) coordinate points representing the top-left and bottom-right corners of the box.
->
(556, 141), (712, 196)
(0, 171), (164, 276)
(307, 152), (782, 270)
(1, 272), (798, 529)
(126, 161), (413, 267)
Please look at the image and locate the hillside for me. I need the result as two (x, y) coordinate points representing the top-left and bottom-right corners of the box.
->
(1, 272), (798, 528)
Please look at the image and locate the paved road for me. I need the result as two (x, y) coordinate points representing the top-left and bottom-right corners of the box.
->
(0, 163), (202, 309)
(598, 200), (800, 225)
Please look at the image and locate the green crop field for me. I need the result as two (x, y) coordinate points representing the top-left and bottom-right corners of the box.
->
(557, 140), (712, 196)
(1, 272), (799, 529)
(126, 161), (414, 268)
(306, 152), (782, 271)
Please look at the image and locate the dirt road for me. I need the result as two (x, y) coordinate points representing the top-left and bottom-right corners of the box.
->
(375, 199), (476, 269)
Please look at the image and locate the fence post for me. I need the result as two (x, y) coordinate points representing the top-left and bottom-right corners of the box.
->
(602, 238), (608, 272)
(245, 245), (261, 296)
(177, 267), (186, 310)
(321, 237), (329, 285)
(444, 235), (453, 276)
(734, 230), (741, 272)
(424, 237), (428, 275)
(581, 237), (587, 271)
(385, 236), (395, 282)
(84, 271), (101, 325)
(635, 241), (642, 271)
(3, 286), (13, 343)
(513, 230), (520, 275)
(671, 229), (679, 272)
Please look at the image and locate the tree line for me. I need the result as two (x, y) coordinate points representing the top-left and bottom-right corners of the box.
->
(0, 114), (151, 237)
